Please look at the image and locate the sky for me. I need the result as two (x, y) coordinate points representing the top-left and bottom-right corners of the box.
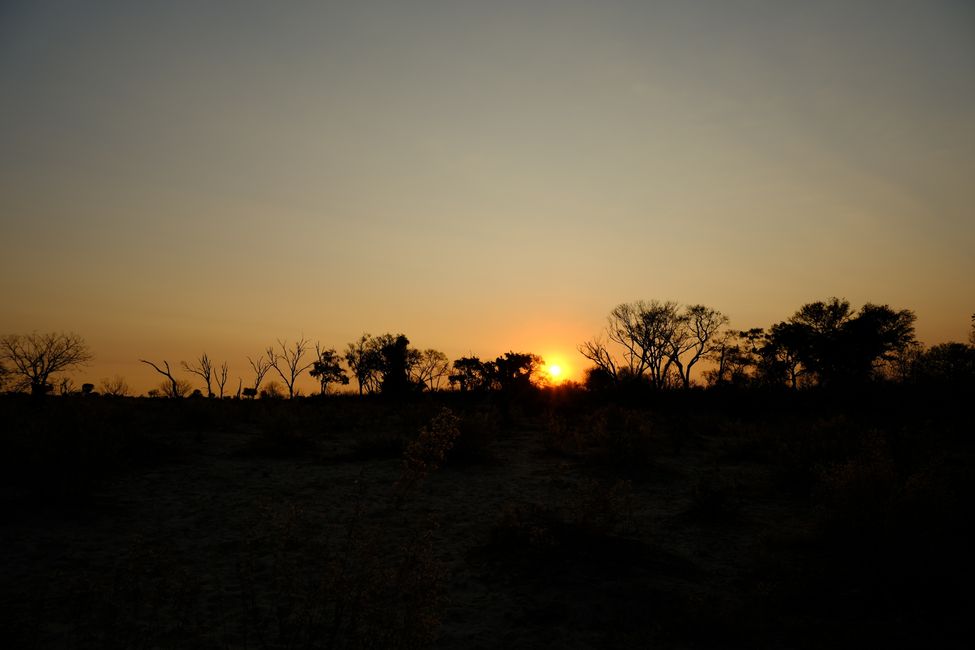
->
(1, 0), (974, 393)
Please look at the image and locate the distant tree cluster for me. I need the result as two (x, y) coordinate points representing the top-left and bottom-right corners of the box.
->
(705, 298), (924, 389)
(448, 352), (544, 393)
(579, 299), (975, 391)
(579, 301), (728, 389)
(3, 307), (972, 398)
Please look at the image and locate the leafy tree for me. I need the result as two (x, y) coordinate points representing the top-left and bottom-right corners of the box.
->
(706, 328), (763, 387)
(0, 332), (92, 395)
(345, 333), (423, 395)
(912, 343), (975, 388)
(489, 351), (544, 392)
(309, 344), (349, 395)
(760, 298), (916, 388)
(757, 322), (810, 389)
(345, 334), (383, 395)
(449, 356), (490, 392)
(378, 334), (414, 395)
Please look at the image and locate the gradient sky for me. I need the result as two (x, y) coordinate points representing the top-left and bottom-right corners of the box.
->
(2, 0), (974, 393)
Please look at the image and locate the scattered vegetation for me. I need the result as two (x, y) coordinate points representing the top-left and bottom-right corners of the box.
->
(2, 305), (973, 647)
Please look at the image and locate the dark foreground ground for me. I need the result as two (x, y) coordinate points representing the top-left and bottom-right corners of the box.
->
(1, 388), (972, 649)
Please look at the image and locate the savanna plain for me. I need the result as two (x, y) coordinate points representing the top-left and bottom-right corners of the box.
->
(1, 387), (971, 649)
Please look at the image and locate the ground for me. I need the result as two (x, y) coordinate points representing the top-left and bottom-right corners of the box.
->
(0, 391), (971, 648)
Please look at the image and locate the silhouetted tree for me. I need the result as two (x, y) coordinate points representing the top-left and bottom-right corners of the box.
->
(489, 351), (544, 393)
(410, 349), (450, 391)
(99, 375), (130, 397)
(310, 344), (349, 395)
(707, 328), (763, 386)
(259, 381), (285, 399)
(583, 366), (616, 391)
(378, 334), (414, 395)
(345, 334), (383, 395)
(580, 301), (727, 389)
(0, 332), (92, 395)
(268, 337), (315, 398)
(757, 322), (809, 389)
(449, 356), (490, 392)
(140, 359), (185, 398)
(344, 333), (423, 395)
(215, 362), (230, 398)
(970, 313), (975, 347)
(760, 298), (916, 388)
(55, 377), (75, 395)
(247, 354), (273, 395)
(912, 342), (975, 388)
(667, 305), (729, 388)
(577, 336), (620, 384)
(81, 383), (95, 395)
(182, 353), (215, 397)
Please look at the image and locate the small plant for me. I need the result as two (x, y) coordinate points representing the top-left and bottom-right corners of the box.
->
(400, 407), (461, 489)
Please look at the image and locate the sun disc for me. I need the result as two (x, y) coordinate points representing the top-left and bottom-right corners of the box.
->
(548, 364), (562, 378)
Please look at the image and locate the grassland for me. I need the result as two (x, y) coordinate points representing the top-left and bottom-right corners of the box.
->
(1, 388), (971, 648)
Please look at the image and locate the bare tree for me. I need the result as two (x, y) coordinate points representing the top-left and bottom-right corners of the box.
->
(55, 377), (76, 395)
(268, 337), (315, 398)
(410, 349), (451, 391)
(140, 359), (184, 398)
(577, 335), (621, 383)
(247, 354), (273, 394)
(215, 362), (230, 398)
(0, 332), (92, 395)
(599, 300), (682, 388)
(181, 353), (214, 397)
(99, 375), (130, 397)
(580, 301), (725, 389)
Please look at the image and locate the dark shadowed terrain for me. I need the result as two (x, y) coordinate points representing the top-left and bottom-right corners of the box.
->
(1, 389), (972, 649)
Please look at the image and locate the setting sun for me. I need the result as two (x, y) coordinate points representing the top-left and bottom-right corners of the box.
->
(548, 364), (562, 379)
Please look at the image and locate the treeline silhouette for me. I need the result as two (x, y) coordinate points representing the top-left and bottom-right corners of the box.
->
(1, 297), (973, 398)
(2, 300), (973, 649)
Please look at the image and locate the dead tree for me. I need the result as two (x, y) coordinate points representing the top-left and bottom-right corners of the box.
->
(215, 361), (230, 398)
(140, 359), (183, 398)
(268, 337), (315, 398)
(181, 353), (214, 397)
(0, 331), (92, 395)
(247, 354), (273, 394)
